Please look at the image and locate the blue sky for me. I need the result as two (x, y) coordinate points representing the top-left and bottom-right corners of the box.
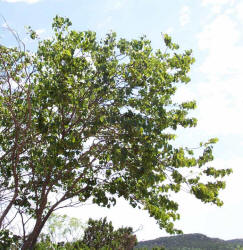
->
(1, 0), (243, 241)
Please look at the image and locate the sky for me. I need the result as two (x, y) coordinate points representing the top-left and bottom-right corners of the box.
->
(0, 0), (243, 242)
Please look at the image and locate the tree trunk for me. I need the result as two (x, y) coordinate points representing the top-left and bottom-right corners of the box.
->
(21, 222), (43, 250)
(21, 212), (51, 250)
(21, 201), (61, 249)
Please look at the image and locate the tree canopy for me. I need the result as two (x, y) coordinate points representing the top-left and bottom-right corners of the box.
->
(80, 217), (137, 250)
(0, 15), (232, 249)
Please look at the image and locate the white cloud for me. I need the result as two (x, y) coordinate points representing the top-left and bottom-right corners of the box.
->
(195, 77), (243, 136)
(97, 16), (112, 29)
(106, 0), (127, 11)
(1, 0), (40, 3)
(201, 0), (235, 14)
(197, 14), (240, 78)
(35, 28), (45, 36)
(172, 11), (243, 136)
(112, 0), (122, 10)
(164, 27), (174, 35)
(195, 8), (243, 136)
(197, 14), (239, 51)
(201, 0), (234, 6)
(179, 6), (190, 27)
(235, 1), (243, 23)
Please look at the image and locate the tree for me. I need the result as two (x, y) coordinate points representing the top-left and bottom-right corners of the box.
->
(80, 217), (137, 250)
(0, 15), (232, 249)
(35, 213), (85, 249)
(39, 213), (85, 244)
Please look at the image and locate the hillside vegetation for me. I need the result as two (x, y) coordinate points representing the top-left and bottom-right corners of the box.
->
(136, 233), (243, 250)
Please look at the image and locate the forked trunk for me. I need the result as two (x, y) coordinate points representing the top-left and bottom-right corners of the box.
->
(21, 203), (60, 249)
(21, 223), (43, 250)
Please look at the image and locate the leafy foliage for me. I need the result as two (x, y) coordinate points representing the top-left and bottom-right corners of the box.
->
(0, 15), (232, 249)
(34, 217), (136, 250)
(0, 229), (20, 249)
(80, 217), (137, 249)
(39, 213), (85, 244)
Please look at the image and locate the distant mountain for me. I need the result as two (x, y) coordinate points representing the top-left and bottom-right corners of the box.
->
(136, 233), (243, 250)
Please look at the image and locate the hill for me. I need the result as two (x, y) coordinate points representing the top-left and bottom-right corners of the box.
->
(136, 233), (243, 250)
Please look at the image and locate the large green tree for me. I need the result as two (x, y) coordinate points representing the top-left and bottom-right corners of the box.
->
(0, 16), (231, 249)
